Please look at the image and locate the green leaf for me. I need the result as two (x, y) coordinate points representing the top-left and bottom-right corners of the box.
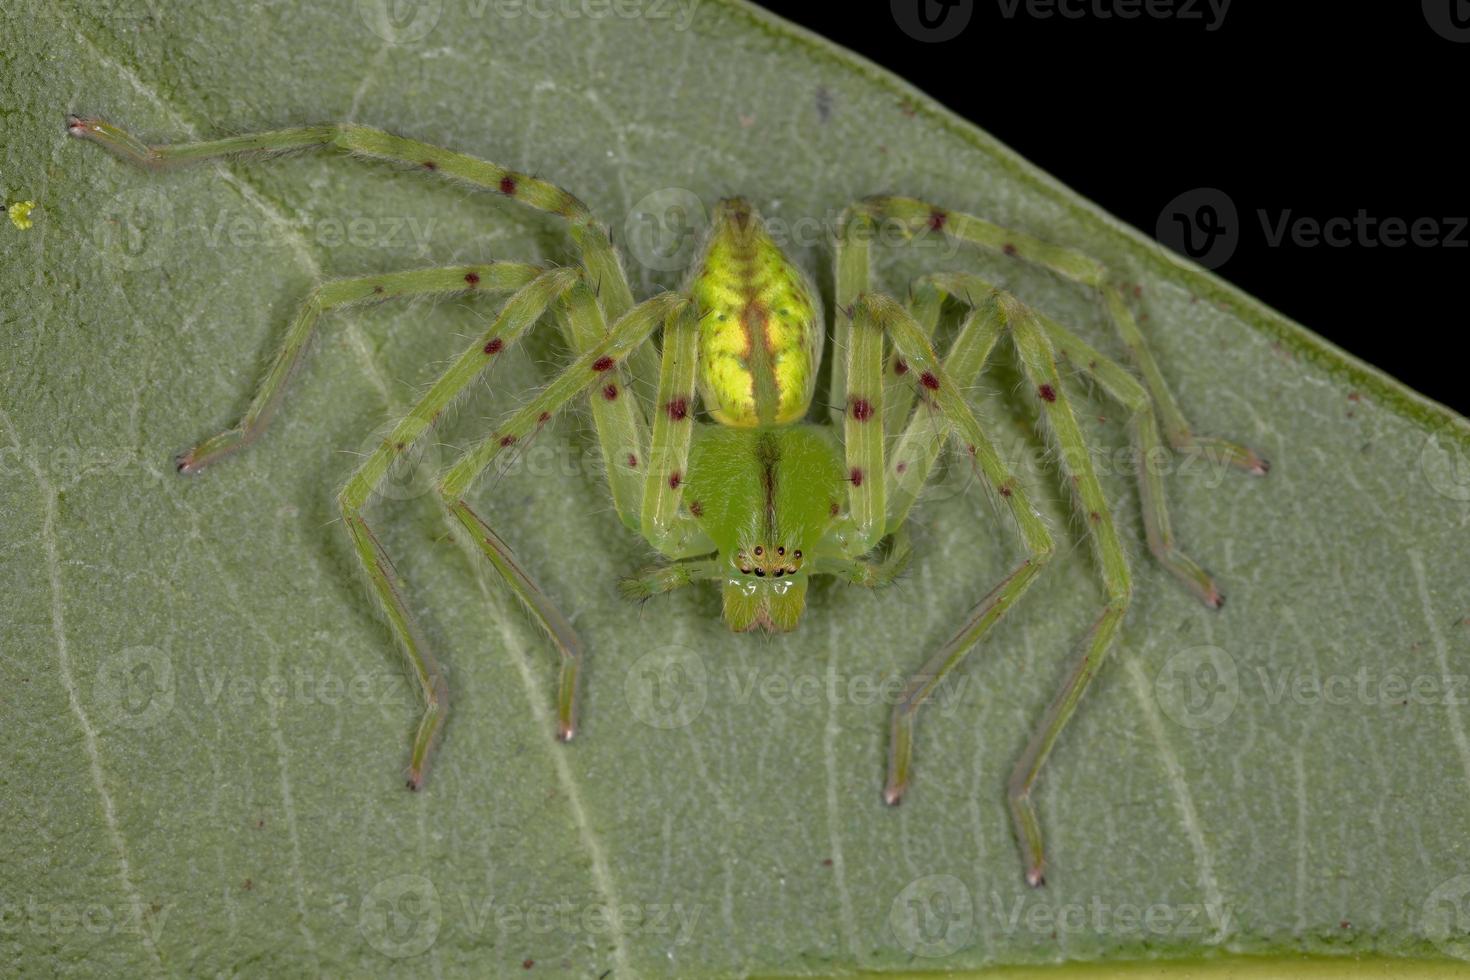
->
(4, 1), (1469, 975)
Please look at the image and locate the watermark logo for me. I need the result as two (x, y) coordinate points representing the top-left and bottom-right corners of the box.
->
(92, 185), (176, 273)
(1155, 644), (1238, 729)
(1156, 187), (1238, 270)
(891, 0), (975, 42)
(93, 645), (175, 730)
(1418, 424), (1470, 502)
(624, 187), (709, 274)
(995, 0), (1231, 30)
(360, 874), (442, 959)
(890, 874), (975, 957)
(625, 646), (708, 729)
(200, 208), (438, 252)
(1423, 0), (1470, 42)
(358, 0), (443, 43)
(1422, 874), (1470, 960)
(1159, 188), (1467, 270)
(351, 419), (444, 503)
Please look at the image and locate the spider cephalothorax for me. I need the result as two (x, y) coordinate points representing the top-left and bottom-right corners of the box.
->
(71, 114), (1267, 885)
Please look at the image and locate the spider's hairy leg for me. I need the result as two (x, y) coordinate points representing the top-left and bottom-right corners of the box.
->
(928, 273), (1226, 607)
(999, 292), (1135, 888)
(618, 558), (725, 600)
(836, 284), (888, 555)
(436, 293), (687, 741)
(810, 525), (912, 588)
(882, 282), (945, 436)
(176, 263), (541, 472)
(839, 295), (1055, 818)
(828, 200), (871, 429)
(639, 303), (716, 558)
(66, 115), (661, 389)
(334, 268), (580, 787)
(555, 286), (652, 532)
(853, 195), (1269, 475)
(883, 288), (1007, 531)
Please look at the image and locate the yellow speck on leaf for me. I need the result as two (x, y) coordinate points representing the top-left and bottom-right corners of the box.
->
(8, 201), (36, 231)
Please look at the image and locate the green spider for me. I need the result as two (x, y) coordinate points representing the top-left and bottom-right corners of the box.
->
(69, 114), (1267, 886)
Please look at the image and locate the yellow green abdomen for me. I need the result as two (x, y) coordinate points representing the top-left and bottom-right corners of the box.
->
(691, 199), (821, 427)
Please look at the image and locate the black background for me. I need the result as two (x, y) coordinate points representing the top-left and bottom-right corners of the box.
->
(755, 1), (1466, 415)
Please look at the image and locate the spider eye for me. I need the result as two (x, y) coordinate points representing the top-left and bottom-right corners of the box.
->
(753, 546), (763, 557)
(754, 568), (765, 577)
(793, 550), (802, 559)
(776, 546), (785, 556)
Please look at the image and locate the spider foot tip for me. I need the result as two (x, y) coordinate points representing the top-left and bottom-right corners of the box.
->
(175, 451), (205, 475)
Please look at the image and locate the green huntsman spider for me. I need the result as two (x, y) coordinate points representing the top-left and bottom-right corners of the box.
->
(68, 114), (1267, 886)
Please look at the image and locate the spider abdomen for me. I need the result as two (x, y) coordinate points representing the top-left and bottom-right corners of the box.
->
(690, 198), (822, 428)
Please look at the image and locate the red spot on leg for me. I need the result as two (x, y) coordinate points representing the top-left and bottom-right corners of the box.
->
(927, 209), (948, 231)
(538, 411), (551, 423)
(464, 272), (480, 286)
(484, 337), (503, 355)
(499, 175), (518, 195)
(372, 284), (385, 294)
(689, 500), (704, 517)
(499, 434), (517, 447)
(422, 160), (438, 170)
(895, 461), (907, 474)
(602, 383), (619, 401)
(1089, 511), (1101, 523)
(668, 471), (682, 489)
(666, 397), (688, 421)
(626, 453), (638, 469)
(893, 358), (909, 376)
(1003, 242), (1018, 256)
(1038, 384), (1057, 402)
(848, 397), (873, 422)
(829, 501), (840, 516)
(919, 371), (940, 391)
(850, 467), (864, 487)
(592, 356), (615, 372)
(999, 483), (1013, 498)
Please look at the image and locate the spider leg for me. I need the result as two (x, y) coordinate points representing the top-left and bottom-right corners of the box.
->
(436, 293), (689, 741)
(881, 280), (945, 436)
(925, 271), (1225, 606)
(837, 195), (1268, 474)
(834, 294), (1055, 822)
(554, 285), (653, 533)
(335, 268), (581, 787)
(883, 288), (1007, 531)
(618, 558), (726, 600)
(639, 304), (715, 559)
(809, 526), (912, 587)
(67, 115), (662, 393)
(995, 291), (1135, 888)
(174, 262), (542, 471)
